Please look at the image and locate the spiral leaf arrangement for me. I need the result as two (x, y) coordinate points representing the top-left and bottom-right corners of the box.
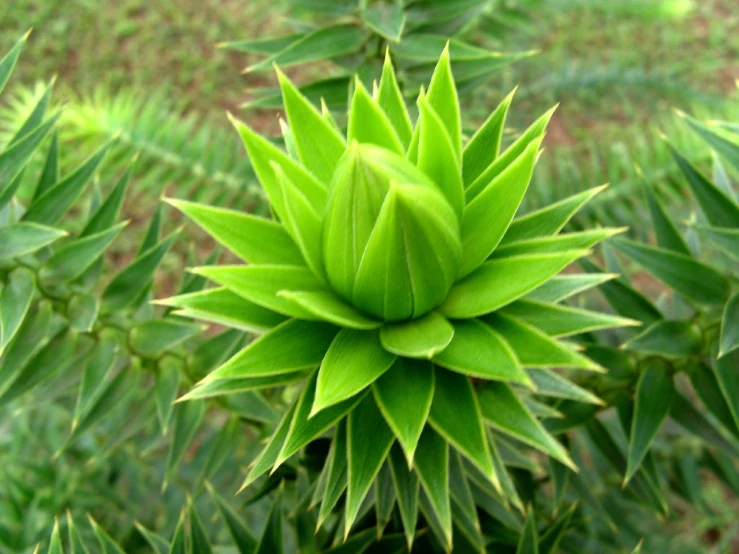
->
(164, 47), (635, 549)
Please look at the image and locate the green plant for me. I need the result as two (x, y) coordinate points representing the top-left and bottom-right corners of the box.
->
(0, 84), (263, 211)
(4, 20), (739, 554)
(223, 0), (534, 110)
(527, 96), (739, 226)
(163, 46), (637, 551)
(544, 108), (739, 552)
(0, 34), (274, 552)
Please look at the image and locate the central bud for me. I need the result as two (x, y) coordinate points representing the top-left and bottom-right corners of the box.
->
(322, 143), (462, 321)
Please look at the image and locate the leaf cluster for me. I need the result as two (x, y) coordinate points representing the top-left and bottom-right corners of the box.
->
(2, 17), (739, 554)
(222, 0), (534, 111)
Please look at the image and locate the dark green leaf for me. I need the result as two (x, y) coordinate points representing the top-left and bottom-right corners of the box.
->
(414, 426), (451, 550)
(346, 395), (395, 537)
(643, 179), (690, 255)
(165, 400), (205, 487)
(130, 319), (204, 358)
(189, 328), (242, 380)
(585, 418), (667, 515)
(624, 320), (701, 357)
(41, 222), (127, 282)
(255, 489), (284, 554)
(276, 372), (365, 467)
(625, 363), (675, 484)
(67, 512), (90, 554)
(528, 369), (603, 405)
(0, 222), (66, 260)
(0, 267), (35, 356)
(102, 230), (178, 312)
(525, 273), (617, 303)
(0, 113), (60, 198)
(548, 458), (570, 517)
(516, 510), (538, 554)
(0, 300), (53, 387)
(375, 461), (396, 536)
(373, 357), (434, 464)
(611, 238), (730, 305)
(241, 400), (298, 488)
(155, 358), (180, 434)
(317, 420), (348, 527)
(579, 258), (662, 325)
(0, 329), (79, 407)
(668, 143), (739, 228)
(72, 334), (117, 429)
(687, 360), (739, 438)
(247, 24), (365, 72)
(363, 3), (405, 41)
(479, 382), (575, 469)
(134, 522), (169, 554)
(691, 223), (739, 261)
(539, 503), (576, 554)
(88, 518), (126, 554)
(207, 483), (258, 554)
(714, 351), (739, 432)
(388, 443), (420, 550)
(23, 142), (110, 224)
(33, 130), (59, 200)
(429, 367), (496, 484)
(720, 293), (739, 357)
(670, 392), (739, 457)
(81, 167), (130, 236)
(0, 33), (27, 95)
(188, 503), (213, 554)
(67, 293), (99, 332)
(138, 202), (162, 255)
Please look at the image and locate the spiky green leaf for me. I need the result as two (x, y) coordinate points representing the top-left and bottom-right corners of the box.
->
(314, 329), (395, 413)
(434, 318), (530, 384)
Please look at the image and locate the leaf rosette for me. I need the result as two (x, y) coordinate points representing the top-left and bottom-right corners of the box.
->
(164, 47), (634, 548)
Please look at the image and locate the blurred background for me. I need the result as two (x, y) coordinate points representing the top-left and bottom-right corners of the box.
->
(2, 0), (737, 213)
